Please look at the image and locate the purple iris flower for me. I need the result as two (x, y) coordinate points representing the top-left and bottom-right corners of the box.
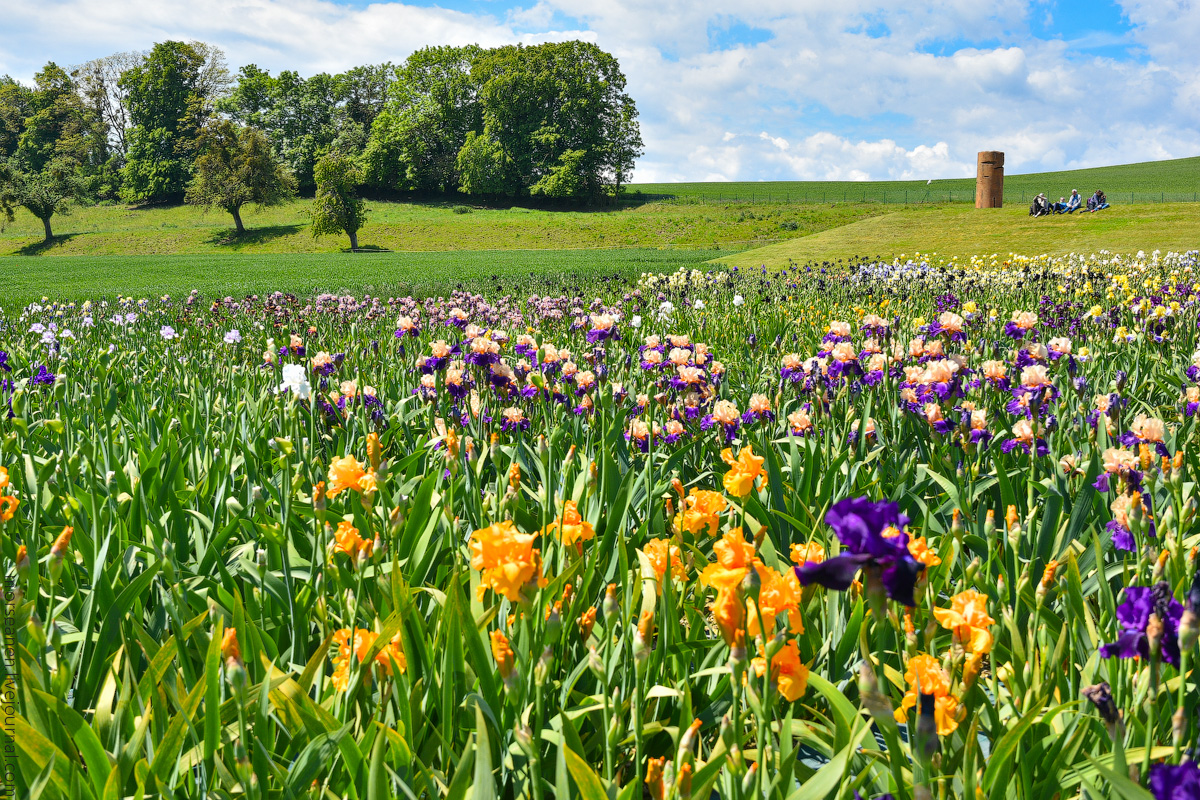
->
(419, 355), (448, 373)
(1106, 520), (1137, 553)
(1099, 582), (1184, 666)
(826, 359), (862, 380)
(700, 414), (739, 443)
(1119, 430), (1171, 458)
(968, 428), (993, 446)
(1004, 320), (1035, 339)
(740, 408), (775, 426)
(1148, 760), (1200, 799)
(499, 414), (531, 432)
(795, 497), (923, 607)
(31, 365), (56, 386)
(0, 351), (10, 373)
(585, 325), (618, 343)
(1000, 437), (1049, 457)
(624, 431), (654, 452)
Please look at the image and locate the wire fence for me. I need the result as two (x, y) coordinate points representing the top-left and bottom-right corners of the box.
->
(628, 190), (1200, 206)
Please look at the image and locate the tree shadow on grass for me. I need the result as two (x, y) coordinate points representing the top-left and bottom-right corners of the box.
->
(16, 234), (79, 255)
(205, 224), (305, 248)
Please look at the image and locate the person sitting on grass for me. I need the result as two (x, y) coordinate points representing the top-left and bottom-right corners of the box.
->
(1052, 196), (1070, 214)
(1066, 189), (1082, 213)
(1086, 190), (1110, 212)
(1029, 193), (1051, 217)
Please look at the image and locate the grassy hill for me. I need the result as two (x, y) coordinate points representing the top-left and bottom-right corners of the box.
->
(715, 203), (1200, 268)
(632, 155), (1200, 205)
(0, 197), (884, 256)
(1, 156), (1198, 305)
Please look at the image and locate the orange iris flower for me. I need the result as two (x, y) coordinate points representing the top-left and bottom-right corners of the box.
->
(543, 500), (595, 546)
(895, 653), (959, 735)
(470, 521), (546, 601)
(721, 446), (765, 497)
(751, 639), (809, 702)
(672, 489), (727, 537)
(640, 538), (686, 589)
(327, 455), (373, 497)
(331, 628), (406, 691)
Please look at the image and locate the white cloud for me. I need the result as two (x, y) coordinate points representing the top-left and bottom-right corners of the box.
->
(1, 0), (1198, 181)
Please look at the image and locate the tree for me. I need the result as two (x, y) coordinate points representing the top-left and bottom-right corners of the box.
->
(311, 151), (367, 250)
(455, 131), (508, 197)
(223, 65), (388, 194)
(530, 149), (589, 198)
(601, 88), (643, 198)
(0, 76), (33, 159)
(185, 119), (295, 234)
(336, 63), (392, 131)
(0, 154), (87, 241)
(72, 50), (144, 157)
(119, 41), (229, 202)
(364, 45), (481, 193)
(467, 41), (642, 201)
(19, 63), (98, 170)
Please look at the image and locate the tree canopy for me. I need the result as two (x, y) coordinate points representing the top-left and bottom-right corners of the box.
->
(361, 41), (642, 202)
(0, 36), (641, 242)
(185, 119), (296, 234)
(119, 40), (229, 203)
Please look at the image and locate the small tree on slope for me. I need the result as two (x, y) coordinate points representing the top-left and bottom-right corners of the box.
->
(0, 154), (87, 242)
(310, 150), (367, 250)
(185, 119), (296, 235)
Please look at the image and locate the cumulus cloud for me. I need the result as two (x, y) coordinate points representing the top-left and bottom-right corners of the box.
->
(1, 0), (1197, 181)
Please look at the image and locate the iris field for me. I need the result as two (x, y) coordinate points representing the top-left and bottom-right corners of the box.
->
(4, 250), (1200, 799)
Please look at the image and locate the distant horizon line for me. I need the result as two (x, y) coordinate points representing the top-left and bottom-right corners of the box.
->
(628, 154), (1200, 186)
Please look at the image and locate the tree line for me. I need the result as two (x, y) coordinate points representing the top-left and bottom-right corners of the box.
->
(0, 39), (643, 244)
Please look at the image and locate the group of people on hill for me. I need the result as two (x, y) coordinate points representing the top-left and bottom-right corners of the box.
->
(1029, 189), (1109, 216)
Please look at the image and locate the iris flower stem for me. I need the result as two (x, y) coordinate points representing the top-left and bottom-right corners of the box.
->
(602, 625), (615, 782)
(756, 605), (771, 799)
(279, 451), (299, 661)
(631, 666), (645, 792)
(730, 656), (745, 800)
(1174, 646), (1189, 762)
(532, 676), (546, 800)
(1142, 656), (1159, 780)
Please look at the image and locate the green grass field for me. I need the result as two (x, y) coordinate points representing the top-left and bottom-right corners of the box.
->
(632, 155), (1200, 205)
(0, 248), (726, 309)
(0, 197), (886, 256)
(2, 156), (1198, 303)
(716, 202), (1200, 267)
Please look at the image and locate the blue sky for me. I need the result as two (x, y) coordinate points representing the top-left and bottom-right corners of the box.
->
(2, 0), (1197, 182)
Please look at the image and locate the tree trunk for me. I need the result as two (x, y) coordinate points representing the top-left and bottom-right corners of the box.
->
(231, 207), (245, 235)
(348, 230), (359, 250)
(41, 216), (53, 242)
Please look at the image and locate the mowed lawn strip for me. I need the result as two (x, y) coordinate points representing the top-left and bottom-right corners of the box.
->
(716, 203), (1200, 267)
(0, 248), (726, 307)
